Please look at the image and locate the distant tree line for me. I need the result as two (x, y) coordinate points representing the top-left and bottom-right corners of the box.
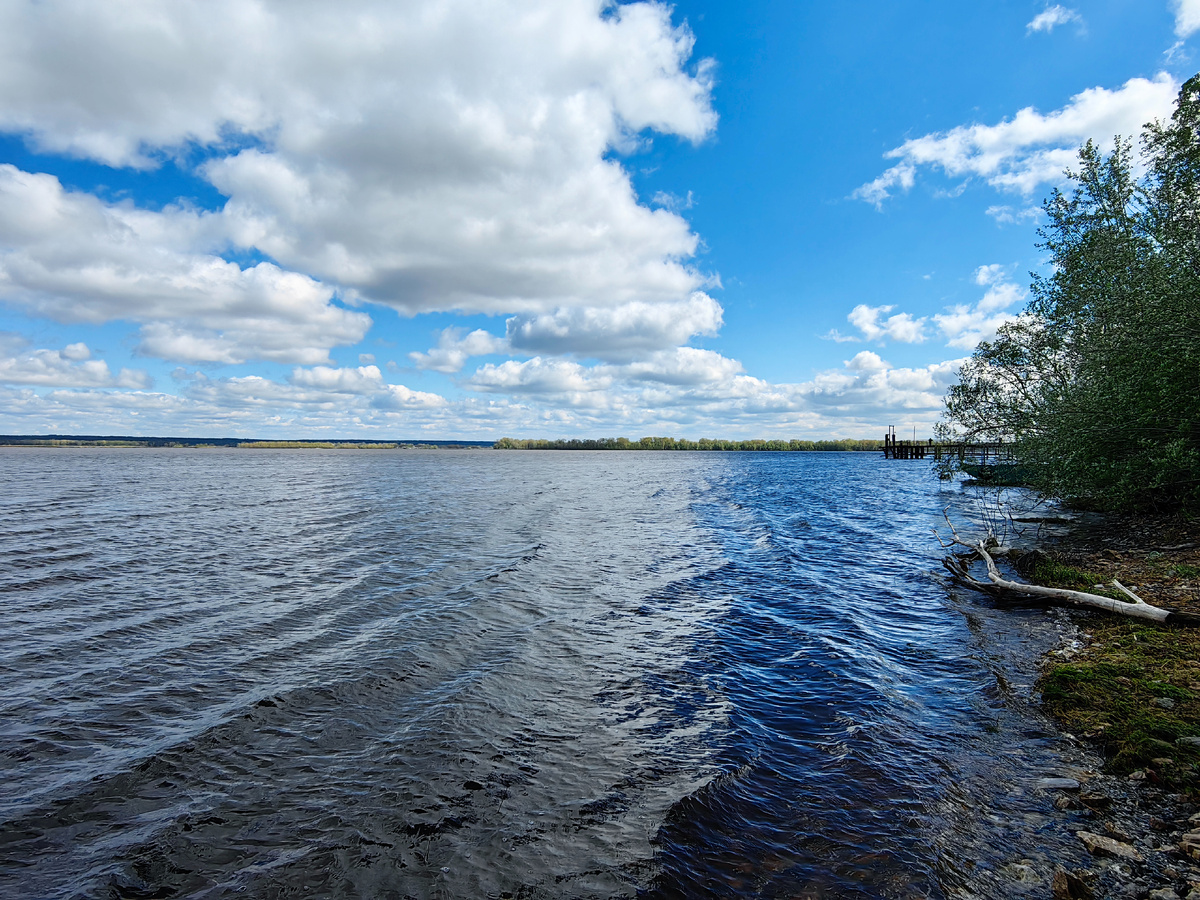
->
(493, 437), (883, 451)
(4, 439), (147, 447)
(239, 441), (412, 449)
(941, 74), (1200, 511)
(0, 435), (492, 449)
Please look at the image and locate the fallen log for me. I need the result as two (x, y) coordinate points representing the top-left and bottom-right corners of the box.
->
(937, 512), (1200, 626)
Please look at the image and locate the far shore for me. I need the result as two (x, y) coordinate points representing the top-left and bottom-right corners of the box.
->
(0, 436), (493, 450)
(0, 434), (890, 451)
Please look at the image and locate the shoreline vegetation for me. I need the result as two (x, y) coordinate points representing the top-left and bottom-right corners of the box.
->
(1008, 514), (1200, 898)
(1029, 516), (1200, 782)
(238, 441), (449, 450)
(935, 76), (1200, 894)
(939, 77), (1200, 514)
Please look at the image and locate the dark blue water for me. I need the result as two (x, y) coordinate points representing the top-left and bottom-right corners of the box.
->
(0, 449), (1097, 898)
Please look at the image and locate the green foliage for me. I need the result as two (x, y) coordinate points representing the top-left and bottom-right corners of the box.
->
(941, 75), (1200, 511)
(492, 436), (884, 451)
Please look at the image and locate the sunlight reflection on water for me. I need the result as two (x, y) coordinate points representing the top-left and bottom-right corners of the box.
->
(0, 449), (1097, 898)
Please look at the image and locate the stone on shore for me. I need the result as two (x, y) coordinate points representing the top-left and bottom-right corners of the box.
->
(1052, 869), (1094, 899)
(1076, 830), (1144, 861)
(1180, 829), (1200, 859)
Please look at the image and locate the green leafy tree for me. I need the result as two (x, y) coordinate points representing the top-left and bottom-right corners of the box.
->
(941, 75), (1200, 510)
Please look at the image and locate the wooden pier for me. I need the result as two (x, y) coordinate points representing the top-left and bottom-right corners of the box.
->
(882, 433), (931, 459)
(882, 427), (1018, 465)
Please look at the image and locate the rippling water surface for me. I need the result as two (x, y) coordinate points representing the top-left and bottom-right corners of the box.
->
(1, 449), (1098, 898)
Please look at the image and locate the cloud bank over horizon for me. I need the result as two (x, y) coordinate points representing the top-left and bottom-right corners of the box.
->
(0, 0), (1192, 438)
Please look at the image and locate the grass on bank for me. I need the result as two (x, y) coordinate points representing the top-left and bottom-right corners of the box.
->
(1032, 556), (1200, 788)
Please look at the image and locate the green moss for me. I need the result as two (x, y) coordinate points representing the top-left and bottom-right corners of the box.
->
(1027, 557), (1107, 590)
(1039, 621), (1200, 787)
(1026, 555), (1125, 600)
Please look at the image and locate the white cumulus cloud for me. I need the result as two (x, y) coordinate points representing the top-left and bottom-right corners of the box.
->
(409, 329), (509, 374)
(0, 346), (975, 438)
(0, 165), (370, 364)
(934, 266), (1026, 348)
(0, 0), (718, 357)
(468, 357), (613, 395)
(850, 163), (915, 209)
(825, 264), (1026, 355)
(1175, 0), (1200, 37)
(838, 304), (928, 344)
(802, 356), (964, 420)
(986, 205), (1041, 225)
(505, 292), (723, 360)
(622, 347), (744, 386)
(288, 365), (385, 394)
(182, 366), (445, 412)
(858, 74), (1179, 202)
(0, 339), (151, 388)
(845, 350), (888, 372)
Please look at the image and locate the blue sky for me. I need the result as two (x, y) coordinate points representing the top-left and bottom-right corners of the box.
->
(0, 0), (1193, 439)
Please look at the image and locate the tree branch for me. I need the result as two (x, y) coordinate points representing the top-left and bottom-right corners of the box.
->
(938, 511), (1200, 625)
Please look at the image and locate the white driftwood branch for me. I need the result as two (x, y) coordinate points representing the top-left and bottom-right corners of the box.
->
(938, 511), (1196, 624)
(971, 539), (1169, 622)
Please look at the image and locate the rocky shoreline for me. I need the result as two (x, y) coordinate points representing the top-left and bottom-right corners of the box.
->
(1003, 512), (1200, 899)
(1029, 735), (1200, 899)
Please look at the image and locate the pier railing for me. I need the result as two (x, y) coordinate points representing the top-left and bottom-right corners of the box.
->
(882, 434), (1019, 464)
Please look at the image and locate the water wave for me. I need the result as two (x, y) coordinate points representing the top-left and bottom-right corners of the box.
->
(0, 449), (1096, 898)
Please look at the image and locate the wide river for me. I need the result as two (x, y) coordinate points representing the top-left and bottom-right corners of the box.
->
(1, 449), (1101, 898)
